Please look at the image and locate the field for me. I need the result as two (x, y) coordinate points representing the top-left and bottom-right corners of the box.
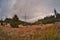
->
(0, 22), (60, 40)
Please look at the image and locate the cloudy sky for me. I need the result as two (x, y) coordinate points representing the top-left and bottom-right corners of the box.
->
(0, 0), (60, 22)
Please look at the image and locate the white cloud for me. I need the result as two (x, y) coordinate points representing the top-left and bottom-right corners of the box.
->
(0, 0), (60, 22)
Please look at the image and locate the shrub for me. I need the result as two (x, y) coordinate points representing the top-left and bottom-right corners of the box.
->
(10, 14), (20, 28)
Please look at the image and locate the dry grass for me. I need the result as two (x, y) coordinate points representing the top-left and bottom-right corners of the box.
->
(0, 23), (60, 40)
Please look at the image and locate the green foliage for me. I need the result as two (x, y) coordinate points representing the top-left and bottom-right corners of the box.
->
(4, 14), (20, 28)
(3, 14), (33, 27)
(4, 18), (12, 23)
(37, 15), (56, 24)
(0, 20), (3, 25)
(1, 14), (60, 26)
(10, 14), (20, 28)
(12, 14), (19, 21)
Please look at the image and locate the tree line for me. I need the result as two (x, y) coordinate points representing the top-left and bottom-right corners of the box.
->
(0, 14), (33, 28)
(0, 14), (59, 28)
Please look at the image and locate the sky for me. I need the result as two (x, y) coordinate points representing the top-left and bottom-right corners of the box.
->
(0, 0), (60, 22)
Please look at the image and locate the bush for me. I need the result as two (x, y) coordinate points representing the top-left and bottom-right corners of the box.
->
(10, 14), (20, 28)
(37, 15), (56, 24)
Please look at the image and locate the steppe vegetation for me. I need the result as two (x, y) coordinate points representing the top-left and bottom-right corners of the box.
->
(0, 23), (60, 40)
(0, 14), (60, 40)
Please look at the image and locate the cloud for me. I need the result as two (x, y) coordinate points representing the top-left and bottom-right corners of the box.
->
(0, 0), (60, 22)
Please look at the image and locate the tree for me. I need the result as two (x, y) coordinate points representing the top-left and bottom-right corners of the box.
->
(10, 14), (20, 28)
(4, 18), (12, 23)
(12, 14), (19, 21)
(0, 20), (3, 25)
(0, 17), (4, 25)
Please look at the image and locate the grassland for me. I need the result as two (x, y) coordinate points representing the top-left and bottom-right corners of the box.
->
(0, 22), (60, 40)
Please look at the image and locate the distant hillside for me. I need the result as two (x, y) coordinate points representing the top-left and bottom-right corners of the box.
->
(0, 9), (60, 28)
